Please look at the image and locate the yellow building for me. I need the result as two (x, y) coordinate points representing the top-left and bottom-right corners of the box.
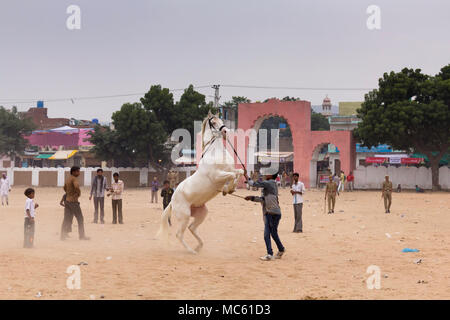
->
(339, 102), (362, 116)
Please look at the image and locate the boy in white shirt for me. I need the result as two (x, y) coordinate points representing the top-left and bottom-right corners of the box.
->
(1, 173), (11, 206)
(291, 173), (305, 233)
(24, 188), (38, 248)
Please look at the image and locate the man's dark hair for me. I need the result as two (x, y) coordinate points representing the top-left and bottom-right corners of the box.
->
(163, 180), (170, 185)
(293, 172), (299, 177)
(97, 168), (104, 173)
(70, 166), (80, 175)
(24, 188), (35, 197)
(272, 173), (278, 180)
(113, 172), (119, 177)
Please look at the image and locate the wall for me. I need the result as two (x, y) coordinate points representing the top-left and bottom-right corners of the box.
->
(354, 166), (450, 190)
(0, 156), (12, 169)
(7, 167), (195, 188)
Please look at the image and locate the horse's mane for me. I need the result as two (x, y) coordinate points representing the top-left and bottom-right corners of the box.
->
(201, 117), (208, 150)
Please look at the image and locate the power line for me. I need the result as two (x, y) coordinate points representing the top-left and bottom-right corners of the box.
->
(0, 85), (213, 105)
(0, 84), (373, 105)
(221, 84), (374, 91)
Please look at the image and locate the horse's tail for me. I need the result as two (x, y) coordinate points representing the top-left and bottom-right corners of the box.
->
(156, 202), (172, 242)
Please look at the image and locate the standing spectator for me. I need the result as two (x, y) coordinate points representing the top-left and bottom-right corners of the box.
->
(333, 173), (340, 195)
(347, 171), (354, 192)
(291, 173), (305, 233)
(325, 175), (338, 214)
(1, 173), (11, 206)
(151, 176), (160, 203)
(281, 171), (287, 189)
(90, 169), (108, 224)
(24, 188), (38, 248)
(62, 166), (90, 240)
(108, 173), (124, 224)
(288, 171), (293, 187)
(59, 193), (72, 239)
(161, 180), (174, 226)
(276, 174), (281, 187)
(381, 175), (393, 213)
(338, 171), (345, 193)
(167, 170), (179, 189)
(161, 180), (174, 210)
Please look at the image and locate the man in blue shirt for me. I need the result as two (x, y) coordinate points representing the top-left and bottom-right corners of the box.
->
(151, 176), (160, 204)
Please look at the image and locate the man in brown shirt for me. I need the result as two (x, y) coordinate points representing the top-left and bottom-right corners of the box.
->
(61, 166), (89, 240)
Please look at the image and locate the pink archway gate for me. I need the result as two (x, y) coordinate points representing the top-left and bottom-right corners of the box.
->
(237, 99), (356, 188)
(195, 98), (356, 188)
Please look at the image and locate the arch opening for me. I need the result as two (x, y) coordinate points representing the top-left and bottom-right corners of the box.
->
(310, 143), (340, 188)
(249, 115), (294, 185)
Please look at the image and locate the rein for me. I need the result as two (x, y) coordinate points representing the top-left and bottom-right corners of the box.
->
(216, 190), (247, 200)
(201, 136), (217, 159)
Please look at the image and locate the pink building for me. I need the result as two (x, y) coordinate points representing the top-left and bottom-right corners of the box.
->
(197, 99), (356, 188)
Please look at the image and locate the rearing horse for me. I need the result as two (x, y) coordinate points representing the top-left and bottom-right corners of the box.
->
(156, 111), (244, 254)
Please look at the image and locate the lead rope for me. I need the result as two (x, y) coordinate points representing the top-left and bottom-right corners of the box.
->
(225, 136), (247, 172)
(201, 136), (217, 159)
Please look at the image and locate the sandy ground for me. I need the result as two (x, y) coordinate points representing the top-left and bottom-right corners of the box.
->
(0, 186), (449, 300)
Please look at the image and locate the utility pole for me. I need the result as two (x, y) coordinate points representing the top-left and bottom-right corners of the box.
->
(212, 84), (220, 110)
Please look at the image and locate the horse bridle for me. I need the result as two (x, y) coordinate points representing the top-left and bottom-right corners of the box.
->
(201, 117), (225, 159)
(208, 117), (226, 133)
(202, 117), (247, 172)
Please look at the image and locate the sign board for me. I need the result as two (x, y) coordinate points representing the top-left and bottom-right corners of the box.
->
(365, 157), (387, 164)
(401, 158), (424, 164)
(319, 174), (330, 184)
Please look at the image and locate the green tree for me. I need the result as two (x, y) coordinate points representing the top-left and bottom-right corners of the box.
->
(90, 85), (216, 168)
(311, 111), (330, 131)
(88, 125), (133, 167)
(281, 96), (300, 101)
(355, 66), (450, 190)
(140, 85), (175, 134)
(0, 106), (35, 157)
(223, 96), (250, 109)
(141, 84), (215, 148)
(174, 85), (215, 144)
(222, 96), (250, 125)
(89, 103), (167, 168)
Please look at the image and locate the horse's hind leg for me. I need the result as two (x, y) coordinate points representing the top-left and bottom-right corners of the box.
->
(189, 206), (208, 252)
(176, 210), (197, 254)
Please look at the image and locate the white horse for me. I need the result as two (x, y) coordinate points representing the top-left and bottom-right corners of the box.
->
(156, 111), (244, 254)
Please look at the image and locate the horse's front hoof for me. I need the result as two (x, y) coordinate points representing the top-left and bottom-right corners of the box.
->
(222, 190), (227, 196)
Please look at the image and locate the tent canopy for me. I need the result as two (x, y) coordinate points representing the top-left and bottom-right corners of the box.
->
(35, 154), (54, 159)
(255, 151), (294, 163)
(49, 150), (78, 160)
(49, 126), (79, 134)
(175, 155), (195, 164)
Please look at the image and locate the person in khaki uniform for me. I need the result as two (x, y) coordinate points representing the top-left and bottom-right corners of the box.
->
(325, 176), (338, 214)
(381, 175), (393, 213)
(167, 170), (179, 189)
